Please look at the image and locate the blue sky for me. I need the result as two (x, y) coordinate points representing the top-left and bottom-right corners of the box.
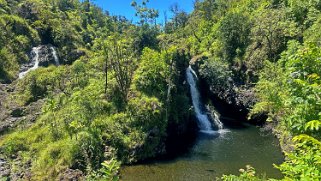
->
(92, 0), (194, 24)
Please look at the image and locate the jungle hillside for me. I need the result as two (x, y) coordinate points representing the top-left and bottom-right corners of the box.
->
(0, 0), (321, 180)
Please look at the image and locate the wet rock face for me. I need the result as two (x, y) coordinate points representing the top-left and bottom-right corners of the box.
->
(36, 45), (59, 67)
(191, 55), (256, 122)
(19, 45), (59, 74)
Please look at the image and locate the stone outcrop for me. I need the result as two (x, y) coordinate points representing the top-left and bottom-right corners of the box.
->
(191, 56), (257, 122)
(0, 83), (44, 135)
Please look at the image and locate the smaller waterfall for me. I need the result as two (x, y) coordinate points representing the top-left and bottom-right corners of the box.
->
(19, 46), (60, 79)
(212, 110), (224, 130)
(19, 47), (40, 79)
(50, 47), (60, 65)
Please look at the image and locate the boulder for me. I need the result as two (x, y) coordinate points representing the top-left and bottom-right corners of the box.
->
(59, 169), (84, 181)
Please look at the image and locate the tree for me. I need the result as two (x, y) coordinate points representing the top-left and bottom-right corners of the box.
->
(131, 0), (159, 25)
(164, 3), (189, 32)
(219, 12), (251, 62)
(100, 40), (109, 95)
(251, 8), (297, 61)
(106, 36), (136, 105)
(131, 0), (161, 54)
(243, 8), (298, 82)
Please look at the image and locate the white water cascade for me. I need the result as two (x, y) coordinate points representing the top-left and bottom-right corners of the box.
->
(50, 47), (60, 65)
(19, 46), (60, 79)
(186, 65), (225, 133)
(19, 47), (41, 79)
(212, 110), (224, 130)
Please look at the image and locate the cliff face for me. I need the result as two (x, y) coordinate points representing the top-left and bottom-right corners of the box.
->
(190, 56), (262, 124)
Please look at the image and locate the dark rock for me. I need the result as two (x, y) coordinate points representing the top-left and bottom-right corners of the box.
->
(59, 169), (84, 181)
(0, 158), (10, 178)
(11, 108), (25, 117)
(191, 56), (256, 119)
(65, 49), (86, 64)
(36, 45), (59, 67)
(188, 56), (266, 125)
(5, 156), (32, 180)
(0, 83), (45, 135)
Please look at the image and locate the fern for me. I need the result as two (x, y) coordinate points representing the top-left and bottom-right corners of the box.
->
(293, 134), (321, 149)
(305, 120), (321, 131)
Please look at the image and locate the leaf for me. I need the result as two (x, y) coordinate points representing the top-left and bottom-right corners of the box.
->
(293, 134), (321, 149)
(305, 120), (321, 131)
(308, 73), (320, 80)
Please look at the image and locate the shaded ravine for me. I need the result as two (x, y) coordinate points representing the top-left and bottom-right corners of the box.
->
(121, 66), (284, 180)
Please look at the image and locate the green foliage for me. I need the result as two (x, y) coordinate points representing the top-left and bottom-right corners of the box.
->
(199, 58), (232, 93)
(250, 60), (288, 119)
(0, 13), (40, 82)
(253, 41), (321, 181)
(221, 165), (268, 181)
(33, 139), (79, 179)
(244, 7), (298, 82)
(132, 48), (168, 98)
(2, 0), (321, 180)
(252, 43), (321, 131)
(131, 0), (159, 25)
(87, 159), (120, 180)
(133, 24), (160, 54)
(276, 134), (321, 180)
(219, 12), (251, 62)
(285, 0), (321, 30)
(305, 120), (321, 131)
(100, 159), (120, 181)
(304, 14), (321, 44)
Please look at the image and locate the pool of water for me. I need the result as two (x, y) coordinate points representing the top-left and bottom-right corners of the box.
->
(121, 124), (284, 181)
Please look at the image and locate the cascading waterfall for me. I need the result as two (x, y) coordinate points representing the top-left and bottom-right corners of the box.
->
(50, 47), (60, 65)
(19, 46), (60, 79)
(19, 47), (40, 79)
(186, 65), (224, 133)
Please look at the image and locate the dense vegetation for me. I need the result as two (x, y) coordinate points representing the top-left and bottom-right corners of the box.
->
(0, 0), (191, 179)
(0, 0), (321, 180)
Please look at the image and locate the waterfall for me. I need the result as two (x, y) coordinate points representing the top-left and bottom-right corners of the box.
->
(19, 46), (60, 79)
(212, 110), (224, 130)
(186, 66), (212, 131)
(50, 47), (60, 65)
(19, 47), (40, 79)
(186, 66), (223, 133)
